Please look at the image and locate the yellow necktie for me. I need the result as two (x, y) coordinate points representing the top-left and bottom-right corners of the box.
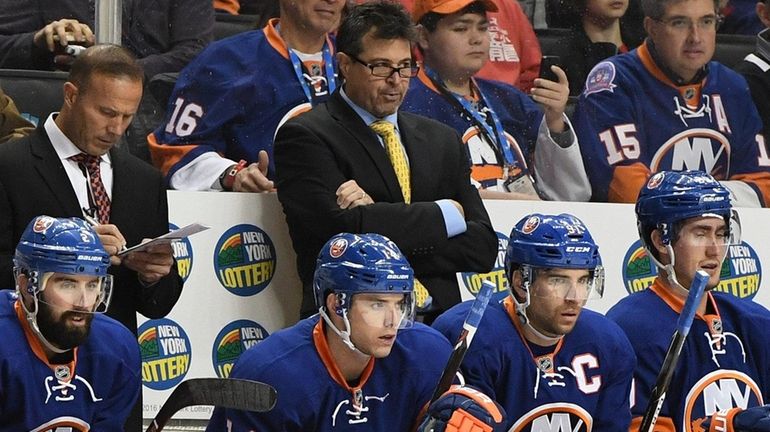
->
(370, 120), (431, 310)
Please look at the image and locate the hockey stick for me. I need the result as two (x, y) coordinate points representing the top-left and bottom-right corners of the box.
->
(146, 378), (278, 432)
(430, 280), (495, 403)
(639, 269), (710, 432)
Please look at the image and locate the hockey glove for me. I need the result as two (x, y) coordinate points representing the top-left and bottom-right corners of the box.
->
(703, 405), (770, 432)
(417, 385), (505, 432)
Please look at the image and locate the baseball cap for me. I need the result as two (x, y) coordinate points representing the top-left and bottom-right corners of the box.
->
(413, 0), (498, 24)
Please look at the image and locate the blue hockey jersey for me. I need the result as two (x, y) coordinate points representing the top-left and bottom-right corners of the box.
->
(573, 41), (770, 205)
(401, 70), (590, 201)
(432, 293), (636, 431)
(206, 316), (452, 431)
(0, 290), (141, 431)
(148, 18), (336, 187)
(607, 280), (770, 431)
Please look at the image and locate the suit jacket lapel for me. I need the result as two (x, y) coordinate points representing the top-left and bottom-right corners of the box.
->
(29, 128), (82, 216)
(108, 148), (130, 226)
(326, 91), (404, 201)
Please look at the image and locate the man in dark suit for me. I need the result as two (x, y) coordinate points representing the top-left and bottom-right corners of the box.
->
(0, 44), (181, 432)
(275, 0), (497, 321)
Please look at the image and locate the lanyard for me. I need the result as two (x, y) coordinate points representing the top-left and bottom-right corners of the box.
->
(287, 40), (337, 104)
(424, 67), (518, 168)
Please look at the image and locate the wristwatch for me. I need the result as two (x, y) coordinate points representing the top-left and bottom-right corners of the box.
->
(219, 160), (247, 191)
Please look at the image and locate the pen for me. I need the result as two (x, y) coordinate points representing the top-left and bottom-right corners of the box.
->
(82, 211), (128, 253)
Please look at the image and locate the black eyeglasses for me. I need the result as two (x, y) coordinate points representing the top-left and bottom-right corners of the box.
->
(348, 54), (419, 78)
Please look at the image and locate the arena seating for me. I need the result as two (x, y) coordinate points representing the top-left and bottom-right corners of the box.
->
(0, 69), (67, 126)
(213, 13), (262, 40)
(535, 29), (756, 69)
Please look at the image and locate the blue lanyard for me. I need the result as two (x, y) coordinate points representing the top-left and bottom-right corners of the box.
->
(287, 40), (337, 104)
(424, 67), (518, 168)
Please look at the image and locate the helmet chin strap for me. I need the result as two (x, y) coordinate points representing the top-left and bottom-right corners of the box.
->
(319, 307), (368, 356)
(648, 244), (690, 296)
(512, 290), (563, 345)
(18, 289), (68, 355)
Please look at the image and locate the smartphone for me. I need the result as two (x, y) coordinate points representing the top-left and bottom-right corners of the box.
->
(538, 55), (561, 83)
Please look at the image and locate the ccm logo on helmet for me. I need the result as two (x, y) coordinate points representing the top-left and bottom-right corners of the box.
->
(566, 247), (590, 253)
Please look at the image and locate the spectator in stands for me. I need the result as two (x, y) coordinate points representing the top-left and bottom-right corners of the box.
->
(0, 0), (214, 79)
(215, 0), (279, 15)
(573, 0), (770, 206)
(401, 0), (590, 201)
(399, 0), (541, 91)
(0, 86), (34, 143)
(148, 0), (345, 192)
(0, 45), (182, 432)
(720, 0), (765, 34)
(735, 0), (770, 139)
(550, 0), (645, 96)
(274, 0), (497, 321)
(547, 0), (646, 43)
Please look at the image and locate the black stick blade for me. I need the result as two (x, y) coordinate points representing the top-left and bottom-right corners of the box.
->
(146, 378), (277, 432)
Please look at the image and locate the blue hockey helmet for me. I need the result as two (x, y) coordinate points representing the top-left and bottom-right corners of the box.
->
(636, 170), (736, 249)
(14, 215), (112, 312)
(504, 213), (604, 300)
(313, 233), (414, 324)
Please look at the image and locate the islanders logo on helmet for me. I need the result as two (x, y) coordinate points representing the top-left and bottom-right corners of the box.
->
(521, 215), (540, 234)
(647, 172), (665, 189)
(329, 237), (348, 258)
(213, 224), (276, 296)
(138, 318), (192, 390)
(32, 216), (55, 233)
(212, 319), (269, 378)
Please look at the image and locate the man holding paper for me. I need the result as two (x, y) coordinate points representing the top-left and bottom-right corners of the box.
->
(0, 45), (182, 334)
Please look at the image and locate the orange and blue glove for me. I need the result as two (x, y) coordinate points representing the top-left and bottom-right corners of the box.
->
(417, 385), (506, 432)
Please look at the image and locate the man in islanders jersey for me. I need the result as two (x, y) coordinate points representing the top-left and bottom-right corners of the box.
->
(573, 0), (770, 206)
(147, 0), (345, 192)
(607, 170), (770, 432)
(206, 233), (462, 431)
(432, 213), (636, 431)
(0, 216), (140, 431)
(401, 0), (591, 202)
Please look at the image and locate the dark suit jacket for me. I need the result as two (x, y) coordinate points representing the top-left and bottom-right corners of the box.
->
(275, 90), (497, 317)
(0, 125), (183, 333)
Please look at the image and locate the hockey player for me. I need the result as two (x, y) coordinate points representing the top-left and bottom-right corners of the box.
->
(206, 233), (499, 431)
(573, 0), (770, 206)
(432, 213), (636, 430)
(147, 0), (345, 192)
(607, 170), (770, 431)
(0, 216), (140, 430)
(402, 0), (591, 202)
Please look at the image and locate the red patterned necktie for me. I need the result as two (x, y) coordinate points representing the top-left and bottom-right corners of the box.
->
(71, 153), (111, 224)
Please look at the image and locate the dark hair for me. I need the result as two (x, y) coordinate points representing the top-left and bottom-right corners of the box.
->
(68, 44), (144, 94)
(419, 2), (489, 32)
(336, 1), (416, 57)
(641, 0), (719, 20)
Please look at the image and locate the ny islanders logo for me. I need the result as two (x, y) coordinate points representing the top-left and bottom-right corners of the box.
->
(459, 231), (510, 294)
(214, 224), (276, 296)
(212, 320), (269, 378)
(683, 370), (763, 431)
(622, 240), (762, 299)
(510, 402), (593, 431)
(138, 318), (192, 390)
(169, 222), (194, 282)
